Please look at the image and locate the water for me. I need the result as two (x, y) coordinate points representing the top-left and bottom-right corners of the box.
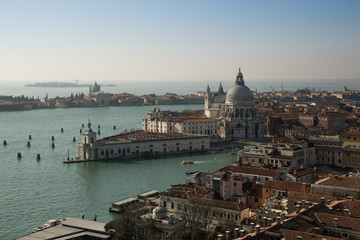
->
(1, 79), (360, 98)
(0, 104), (237, 239)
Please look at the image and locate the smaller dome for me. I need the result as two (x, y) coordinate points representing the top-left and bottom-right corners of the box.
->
(152, 206), (167, 219)
(226, 85), (253, 102)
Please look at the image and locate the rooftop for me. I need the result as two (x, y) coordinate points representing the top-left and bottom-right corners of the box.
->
(97, 130), (208, 144)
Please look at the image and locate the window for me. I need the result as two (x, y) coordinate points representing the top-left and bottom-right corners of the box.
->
(171, 202), (174, 209)
(255, 197), (258, 203)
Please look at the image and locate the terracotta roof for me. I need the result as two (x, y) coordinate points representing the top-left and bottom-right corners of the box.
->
(314, 175), (360, 189)
(342, 200), (360, 216)
(161, 186), (211, 199)
(288, 167), (314, 177)
(220, 166), (278, 177)
(315, 212), (360, 232)
(281, 229), (342, 240)
(287, 192), (339, 203)
(189, 198), (248, 211)
(263, 180), (310, 193)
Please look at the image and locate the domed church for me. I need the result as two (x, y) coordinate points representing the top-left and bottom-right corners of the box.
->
(204, 68), (265, 141)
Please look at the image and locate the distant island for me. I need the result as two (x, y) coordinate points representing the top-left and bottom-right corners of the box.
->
(25, 82), (116, 88)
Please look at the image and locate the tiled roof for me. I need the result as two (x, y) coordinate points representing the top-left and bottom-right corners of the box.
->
(161, 186), (211, 199)
(220, 166), (278, 177)
(281, 229), (342, 240)
(314, 175), (360, 189)
(342, 200), (360, 217)
(315, 212), (360, 232)
(287, 192), (339, 203)
(263, 180), (310, 193)
(189, 198), (248, 211)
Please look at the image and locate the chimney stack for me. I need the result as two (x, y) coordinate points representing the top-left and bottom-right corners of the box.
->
(255, 225), (260, 235)
(225, 231), (231, 240)
(234, 228), (239, 238)
(276, 216), (281, 224)
(296, 204), (301, 213)
(240, 230), (246, 237)
(250, 222), (255, 233)
(321, 197), (325, 204)
(217, 234), (224, 240)
(334, 218), (338, 228)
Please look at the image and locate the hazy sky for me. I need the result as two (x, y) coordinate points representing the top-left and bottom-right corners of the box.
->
(0, 0), (359, 83)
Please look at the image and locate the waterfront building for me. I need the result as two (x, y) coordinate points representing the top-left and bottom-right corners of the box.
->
(204, 68), (265, 141)
(142, 108), (219, 142)
(237, 139), (316, 168)
(89, 81), (100, 93)
(76, 121), (210, 161)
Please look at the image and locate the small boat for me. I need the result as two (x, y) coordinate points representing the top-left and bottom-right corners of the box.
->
(32, 219), (61, 233)
(185, 170), (199, 175)
(228, 152), (235, 155)
(182, 160), (194, 165)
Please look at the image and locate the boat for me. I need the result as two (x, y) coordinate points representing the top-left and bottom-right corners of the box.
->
(181, 160), (194, 165)
(32, 219), (66, 233)
(185, 170), (199, 175)
(228, 152), (235, 155)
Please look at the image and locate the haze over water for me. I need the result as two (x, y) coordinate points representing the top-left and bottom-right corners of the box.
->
(1, 79), (360, 98)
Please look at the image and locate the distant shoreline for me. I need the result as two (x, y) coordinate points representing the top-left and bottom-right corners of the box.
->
(25, 82), (116, 88)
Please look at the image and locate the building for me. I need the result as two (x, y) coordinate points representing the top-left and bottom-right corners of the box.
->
(309, 135), (343, 167)
(142, 108), (219, 142)
(312, 175), (360, 200)
(160, 187), (249, 230)
(318, 112), (345, 133)
(75, 121), (210, 161)
(204, 68), (265, 141)
(341, 131), (360, 168)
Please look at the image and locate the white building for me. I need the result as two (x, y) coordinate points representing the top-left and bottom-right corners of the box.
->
(76, 121), (210, 161)
(204, 68), (265, 141)
(142, 108), (220, 142)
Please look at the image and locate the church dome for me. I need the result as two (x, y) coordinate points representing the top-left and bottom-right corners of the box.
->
(152, 205), (167, 219)
(226, 84), (253, 102)
(225, 68), (253, 102)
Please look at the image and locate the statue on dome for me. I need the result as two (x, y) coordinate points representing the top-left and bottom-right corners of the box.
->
(235, 67), (245, 86)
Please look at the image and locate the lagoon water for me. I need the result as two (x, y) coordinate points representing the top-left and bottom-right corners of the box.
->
(0, 104), (237, 239)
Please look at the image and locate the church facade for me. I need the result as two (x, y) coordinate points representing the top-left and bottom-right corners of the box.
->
(204, 68), (265, 141)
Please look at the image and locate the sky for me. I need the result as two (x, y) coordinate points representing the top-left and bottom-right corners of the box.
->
(0, 0), (359, 83)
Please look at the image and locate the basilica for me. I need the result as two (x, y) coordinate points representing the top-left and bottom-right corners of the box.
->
(204, 68), (265, 141)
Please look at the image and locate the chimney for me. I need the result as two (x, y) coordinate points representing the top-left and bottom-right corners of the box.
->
(234, 228), (239, 238)
(217, 234), (224, 240)
(327, 199), (331, 205)
(255, 224), (260, 235)
(344, 209), (350, 216)
(347, 195), (354, 201)
(314, 227), (320, 234)
(302, 200), (306, 209)
(262, 217), (267, 227)
(267, 217), (272, 227)
(296, 205), (301, 214)
(276, 216), (281, 224)
(297, 236), (303, 240)
(250, 222), (255, 233)
(334, 218), (338, 228)
(281, 212), (286, 220)
(305, 201), (309, 209)
(240, 230), (246, 237)
(321, 197), (325, 204)
(225, 231), (231, 240)
(314, 165), (317, 171)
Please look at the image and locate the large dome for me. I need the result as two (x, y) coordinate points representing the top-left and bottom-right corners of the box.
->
(226, 84), (253, 102)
